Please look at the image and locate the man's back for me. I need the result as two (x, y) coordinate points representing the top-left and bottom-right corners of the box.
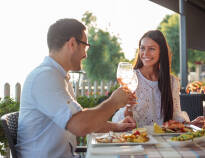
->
(16, 57), (82, 158)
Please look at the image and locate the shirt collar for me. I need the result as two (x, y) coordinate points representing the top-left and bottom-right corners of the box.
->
(41, 56), (69, 79)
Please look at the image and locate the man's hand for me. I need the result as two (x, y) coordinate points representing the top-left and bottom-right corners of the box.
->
(191, 116), (205, 128)
(124, 106), (133, 118)
(66, 87), (136, 136)
(109, 87), (136, 109)
(114, 116), (136, 132)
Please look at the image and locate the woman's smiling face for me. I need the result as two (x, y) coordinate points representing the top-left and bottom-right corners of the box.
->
(139, 37), (160, 68)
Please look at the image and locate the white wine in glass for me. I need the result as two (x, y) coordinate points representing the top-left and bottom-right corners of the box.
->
(117, 62), (138, 92)
(117, 62), (138, 109)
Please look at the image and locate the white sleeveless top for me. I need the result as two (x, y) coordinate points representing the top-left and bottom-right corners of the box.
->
(112, 69), (190, 127)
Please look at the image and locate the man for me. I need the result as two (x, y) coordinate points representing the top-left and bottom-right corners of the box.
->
(16, 18), (136, 158)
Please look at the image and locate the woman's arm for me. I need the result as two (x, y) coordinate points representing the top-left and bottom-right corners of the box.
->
(112, 107), (126, 122)
(171, 75), (190, 122)
(96, 116), (136, 133)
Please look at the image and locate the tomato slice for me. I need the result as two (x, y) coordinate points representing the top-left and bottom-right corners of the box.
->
(133, 130), (140, 136)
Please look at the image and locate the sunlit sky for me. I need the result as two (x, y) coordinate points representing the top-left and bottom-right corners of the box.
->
(0, 0), (174, 97)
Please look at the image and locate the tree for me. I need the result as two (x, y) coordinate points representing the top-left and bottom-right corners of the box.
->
(158, 14), (205, 75)
(158, 14), (180, 74)
(81, 11), (126, 81)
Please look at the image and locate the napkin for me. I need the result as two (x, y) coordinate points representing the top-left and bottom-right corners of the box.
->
(90, 145), (144, 155)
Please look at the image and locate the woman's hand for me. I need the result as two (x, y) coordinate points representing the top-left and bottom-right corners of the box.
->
(115, 116), (136, 132)
(191, 116), (205, 128)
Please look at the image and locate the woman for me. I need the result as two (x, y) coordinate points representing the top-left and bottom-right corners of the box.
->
(112, 30), (190, 127)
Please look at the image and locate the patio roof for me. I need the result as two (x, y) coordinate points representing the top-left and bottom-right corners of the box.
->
(150, 0), (205, 51)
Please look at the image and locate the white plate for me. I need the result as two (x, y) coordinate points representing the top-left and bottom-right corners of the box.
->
(145, 125), (201, 136)
(145, 126), (184, 136)
(193, 136), (205, 143)
(167, 138), (194, 147)
(167, 133), (205, 146)
(90, 132), (158, 146)
(90, 145), (145, 155)
(167, 136), (205, 147)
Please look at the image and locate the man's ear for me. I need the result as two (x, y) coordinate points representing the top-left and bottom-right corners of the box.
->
(67, 37), (77, 51)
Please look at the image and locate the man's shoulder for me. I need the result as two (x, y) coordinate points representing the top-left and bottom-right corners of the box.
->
(24, 65), (63, 87)
(30, 65), (61, 78)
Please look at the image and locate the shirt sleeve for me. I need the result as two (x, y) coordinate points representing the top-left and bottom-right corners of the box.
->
(67, 81), (76, 100)
(171, 75), (190, 122)
(31, 68), (82, 129)
(112, 107), (126, 122)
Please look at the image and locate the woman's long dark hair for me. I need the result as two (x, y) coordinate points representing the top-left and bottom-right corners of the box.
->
(133, 30), (173, 122)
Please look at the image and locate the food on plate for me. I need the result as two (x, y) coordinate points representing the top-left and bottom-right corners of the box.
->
(171, 130), (205, 141)
(136, 128), (147, 133)
(154, 120), (193, 133)
(154, 123), (165, 133)
(96, 129), (149, 143)
(171, 133), (194, 141)
(186, 81), (205, 93)
(95, 131), (126, 143)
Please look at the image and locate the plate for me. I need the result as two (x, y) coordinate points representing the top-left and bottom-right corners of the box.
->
(145, 126), (183, 136)
(145, 125), (201, 136)
(193, 135), (205, 143)
(167, 128), (205, 146)
(167, 138), (194, 147)
(90, 132), (158, 146)
(90, 145), (145, 155)
(167, 136), (205, 147)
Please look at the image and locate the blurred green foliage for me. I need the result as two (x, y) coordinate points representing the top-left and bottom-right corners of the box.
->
(77, 84), (119, 108)
(158, 14), (205, 75)
(81, 11), (128, 81)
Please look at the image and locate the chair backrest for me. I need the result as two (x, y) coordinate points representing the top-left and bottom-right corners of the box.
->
(180, 93), (205, 121)
(1, 111), (19, 158)
(0, 111), (87, 158)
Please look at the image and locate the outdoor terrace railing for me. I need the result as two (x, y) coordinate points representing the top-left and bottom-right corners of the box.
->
(1, 81), (117, 102)
(2, 83), (21, 103)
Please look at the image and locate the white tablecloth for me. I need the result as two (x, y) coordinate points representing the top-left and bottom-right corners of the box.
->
(85, 132), (205, 158)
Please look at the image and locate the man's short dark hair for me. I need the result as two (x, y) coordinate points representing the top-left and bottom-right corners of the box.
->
(47, 18), (86, 52)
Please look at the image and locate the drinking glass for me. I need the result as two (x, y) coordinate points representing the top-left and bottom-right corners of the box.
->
(116, 62), (138, 110)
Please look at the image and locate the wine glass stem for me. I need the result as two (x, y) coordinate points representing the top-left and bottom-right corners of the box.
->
(127, 104), (132, 112)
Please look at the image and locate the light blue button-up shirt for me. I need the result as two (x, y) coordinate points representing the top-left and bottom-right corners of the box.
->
(16, 56), (82, 158)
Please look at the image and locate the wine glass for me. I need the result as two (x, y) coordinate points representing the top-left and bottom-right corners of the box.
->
(116, 62), (138, 110)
